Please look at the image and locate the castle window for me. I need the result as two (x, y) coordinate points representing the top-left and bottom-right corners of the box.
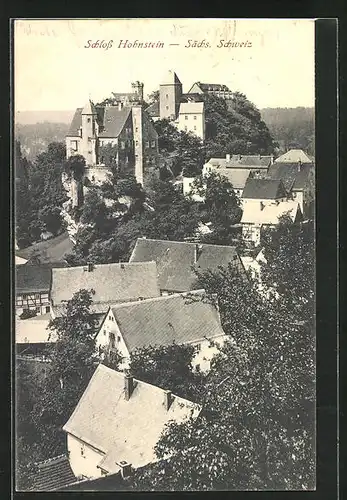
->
(185, 115), (188, 120)
(135, 127), (138, 132)
(166, 94), (168, 99)
(166, 106), (169, 110)
(194, 126), (197, 131)
(194, 115), (197, 120)
(135, 140), (139, 146)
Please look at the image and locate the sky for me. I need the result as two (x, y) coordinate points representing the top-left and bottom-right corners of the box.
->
(14, 18), (315, 112)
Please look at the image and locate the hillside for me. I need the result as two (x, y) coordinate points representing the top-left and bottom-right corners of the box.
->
(261, 107), (315, 156)
(15, 122), (70, 161)
(15, 110), (74, 125)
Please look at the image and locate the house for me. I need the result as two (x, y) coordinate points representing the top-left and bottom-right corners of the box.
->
(240, 200), (302, 246)
(15, 232), (73, 267)
(25, 454), (77, 492)
(50, 261), (161, 320)
(177, 102), (205, 141)
(63, 364), (201, 479)
(187, 82), (234, 99)
(65, 93), (158, 205)
(95, 289), (228, 372)
(16, 265), (51, 316)
(129, 238), (247, 294)
(274, 148), (313, 164)
(266, 160), (315, 217)
(241, 178), (288, 207)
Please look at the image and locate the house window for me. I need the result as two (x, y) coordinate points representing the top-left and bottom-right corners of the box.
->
(184, 126), (188, 132)
(135, 127), (138, 132)
(194, 126), (197, 131)
(195, 364), (201, 372)
(121, 141), (125, 149)
(151, 140), (156, 147)
(88, 138), (91, 143)
(22, 294), (27, 300)
(117, 336), (121, 343)
(45, 306), (50, 313)
(35, 293), (40, 299)
(109, 332), (115, 348)
(104, 329), (106, 336)
(185, 115), (188, 120)
(81, 445), (85, 457)
(108, 315), (112, 320)
(70, 140), (78, 151)
(166, 94), (168, 99)
(166, 106), (169, 110)
(36, 307), (40, 313)
(91, 175), (95, 181)
(194, 115), (197, 120)
(135, 141), (139, 146)
(87, 118), (91, 123)
(145, 141), (150, 148)
(195, 343), (201, 352)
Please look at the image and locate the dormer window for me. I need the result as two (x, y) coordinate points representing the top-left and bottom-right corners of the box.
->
(87, 118), (91, 123)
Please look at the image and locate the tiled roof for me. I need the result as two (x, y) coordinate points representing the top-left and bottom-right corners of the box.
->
(16, 232), (74, 265)
(161, 70), (182, 85)
(206, 155), (271, 169)
(194, 82), (230, 92)
(274, 149), (313, 164)
(129, 238), (246, 292)
(267, 162), (313, 191)
(98, 106), (132, 138)
(30, 454), (76, 491)
(179, 102), (204, 114)
(206, 167), (251, 189)
(16, 313), (56, 344)
(67, 108), (83, 136)
(145, 101), (159, 117)
(51, 261), (160, 307)
(111, 290), (226, 352)
(111, 92), (137, 101)
(63, 364), (201, 474)
(181, 93), (204, 103)
(16, 265), (51, 293)
(241, 200), (301, 225)
(242, 178), (287, 200)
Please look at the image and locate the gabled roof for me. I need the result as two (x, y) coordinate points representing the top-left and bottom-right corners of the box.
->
(16, 265), (51, 293)
(29, 455), (76, 491)
(110, 290), (225, 353)
(16, 313), (55, 344)
(189, 82), (230, 92)
(275, 149), (313, 164)
(63, 364), (201, 474)
(241, 200), (301, 225)
(98, 106), (132, 138)
(145, 100), (159, 117)
(242, 178), (287, 200)
(161, 70), (182, 85)
(205, 167), (251, 189)
(206, 155), (272, 169)
(178, 102), (204, 115)
(51, 261), (160, 307)
(267, 162), (313, 191)
(129, 238), (246, 292)
(16, 232), (73, 265)
(181, 93), (204, 103)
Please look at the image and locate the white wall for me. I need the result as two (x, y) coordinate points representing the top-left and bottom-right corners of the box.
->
(292, 190), (304, 215)
(95, 312), (130, 369)
(85, 167), (111, 185)
(182, 177), (204, 202)
(191, 335), (227, 373)
(242, 224), (261, 246)
(67, 433), (105, 479)
(176, 112), (205, 141)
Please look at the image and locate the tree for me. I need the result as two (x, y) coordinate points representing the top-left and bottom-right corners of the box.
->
(129, 344), (205, 402)
(147, 90), (159, 103)
(64, 154), (86, 181)
(129, 263), (315, 491)
(260, 216), (315, 325)
(203, 93), (276, 158)
(189, 171), (243, 245)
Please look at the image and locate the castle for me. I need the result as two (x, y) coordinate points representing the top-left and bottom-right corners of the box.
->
(65, 82), (158, 206)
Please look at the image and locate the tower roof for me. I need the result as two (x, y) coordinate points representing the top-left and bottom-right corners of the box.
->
(81, 99), (97, 115)
(161, 70), (182, 86)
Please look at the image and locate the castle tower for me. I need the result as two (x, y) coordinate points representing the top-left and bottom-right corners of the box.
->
(131, 81), (144, 103)
(81, 99), (98, 166)
(131, 106), (144, 185)
(159, 70), (183, 120)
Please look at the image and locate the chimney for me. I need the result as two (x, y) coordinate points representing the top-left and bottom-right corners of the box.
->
(226, 154), (230, 162)
(116, 460), (132, 479)
(194, 243), (203, 263)
(260, 201), (265, 211)
(124, 374), (134, 401)
(164, 390), (173, 411)
(298, 160), (302, 172)
(120, 263), (125, 269)
(87, 262), (93, 272)
(118, 101), (123, 111)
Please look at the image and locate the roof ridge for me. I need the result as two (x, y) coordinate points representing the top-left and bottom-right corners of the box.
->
(136, 238), (237, 251)
(111, 289), (206, 311)
(52, 261), (156, 272)
(35, 454), (68, 467)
